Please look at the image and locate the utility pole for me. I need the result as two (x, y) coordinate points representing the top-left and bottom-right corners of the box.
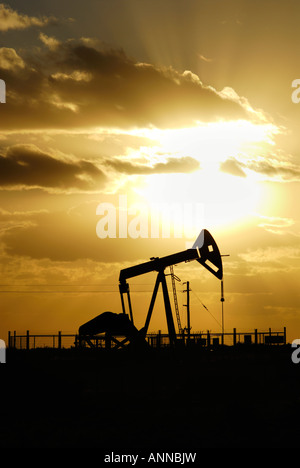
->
(221, 279), (224, 345)
(183, 281), (191, 343)
(220, 254), (230, 345)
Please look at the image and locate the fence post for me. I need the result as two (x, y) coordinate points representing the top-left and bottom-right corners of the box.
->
(26, 330), (30, 350)
(233, 328), (236, 346)
(58, 331), (62, 350)
(254, 329), (258, 345)
(157, 330), (161, 349)
(105, 333), (111, 350)
(207, 330), (210, 347)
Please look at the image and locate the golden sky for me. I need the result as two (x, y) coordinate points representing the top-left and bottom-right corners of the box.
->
(0, 0), (300, 343)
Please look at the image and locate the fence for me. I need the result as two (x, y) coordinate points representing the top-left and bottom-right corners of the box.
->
(7, 327), (287, 350)
(8, 331), (76, 350)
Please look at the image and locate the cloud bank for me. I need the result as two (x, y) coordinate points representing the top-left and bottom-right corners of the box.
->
(220, 156), (300, 182)
(0, 3), (56, 31)
(0, 144), (106, 191)
(0, 36), (262, 131)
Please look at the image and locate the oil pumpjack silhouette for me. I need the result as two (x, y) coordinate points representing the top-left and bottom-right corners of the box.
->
(78, 229), (223, 349)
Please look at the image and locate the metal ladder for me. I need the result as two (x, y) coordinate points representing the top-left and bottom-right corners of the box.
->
(169, 265), (183, 334)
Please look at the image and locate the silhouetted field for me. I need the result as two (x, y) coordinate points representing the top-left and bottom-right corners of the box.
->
(1, 345), (300, 448)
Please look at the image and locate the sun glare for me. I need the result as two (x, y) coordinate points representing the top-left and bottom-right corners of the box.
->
(133, 120), (274, 235)
(146, 120), (277, 164)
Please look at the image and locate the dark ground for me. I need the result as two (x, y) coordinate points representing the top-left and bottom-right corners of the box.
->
(1, 344), (300, 449)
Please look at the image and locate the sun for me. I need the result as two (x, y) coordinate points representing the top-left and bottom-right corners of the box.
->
(137, 169), (262, 237)
(132, 119), (277, 237)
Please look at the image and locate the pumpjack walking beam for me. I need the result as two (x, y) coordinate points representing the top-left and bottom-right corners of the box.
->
(119, 229), (223, 347)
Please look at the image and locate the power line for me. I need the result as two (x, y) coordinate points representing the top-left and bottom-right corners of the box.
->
(0, 283), (154, 287)
(0, 282), (155, 292)
(0, 290), (119, 293)
(0, 288), (159, 293)
(191, 289), (222, 329)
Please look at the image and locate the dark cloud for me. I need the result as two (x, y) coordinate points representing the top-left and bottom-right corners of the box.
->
(0, 144), (106, 190)
(247, 159), (300, 181)
(0, 141), (199, 192)
(105, 155), (200, 174)
(0, 3), (57, 31)
(220, 156), (300, 182)
(0, 39), (254, 131)
(219, 158), (246, 177)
